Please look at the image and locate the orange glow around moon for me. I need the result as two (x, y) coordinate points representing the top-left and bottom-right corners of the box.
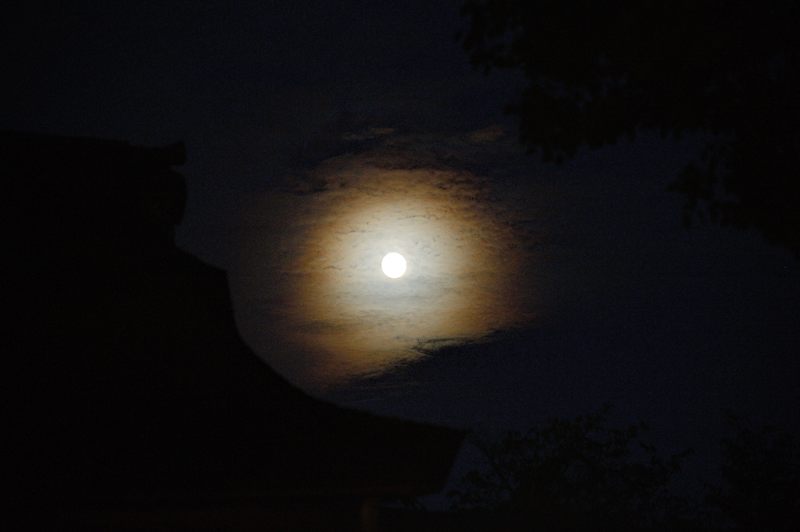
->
(232, 147), (536, 390)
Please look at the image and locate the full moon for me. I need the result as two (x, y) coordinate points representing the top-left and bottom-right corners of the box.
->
(381, 252), (407, 279)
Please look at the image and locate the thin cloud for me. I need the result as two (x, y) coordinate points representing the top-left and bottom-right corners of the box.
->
(233, 130), (540, 390)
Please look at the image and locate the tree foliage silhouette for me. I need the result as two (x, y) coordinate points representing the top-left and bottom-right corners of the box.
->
(461, 0), (800, 255)
(450, 408), (695, 530)
(707, 421), (800, 531)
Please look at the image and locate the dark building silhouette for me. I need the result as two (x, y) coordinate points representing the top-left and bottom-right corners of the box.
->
(6, 132), (463, 531)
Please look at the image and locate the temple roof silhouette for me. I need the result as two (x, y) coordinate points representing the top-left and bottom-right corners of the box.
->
(7, 131), (464, 521)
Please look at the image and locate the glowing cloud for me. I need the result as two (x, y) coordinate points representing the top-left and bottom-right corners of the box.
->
(233, 133), (537, 390)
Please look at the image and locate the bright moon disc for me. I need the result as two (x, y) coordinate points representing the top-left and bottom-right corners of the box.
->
(381, 252), (407, 279)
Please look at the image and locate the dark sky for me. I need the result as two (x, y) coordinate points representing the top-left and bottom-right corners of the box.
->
(6, 0), (799, 488)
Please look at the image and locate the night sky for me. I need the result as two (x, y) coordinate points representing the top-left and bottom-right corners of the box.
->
(7, 0), (799, 491)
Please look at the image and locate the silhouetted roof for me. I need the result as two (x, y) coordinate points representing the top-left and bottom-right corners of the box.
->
(7, 132), (464, 506)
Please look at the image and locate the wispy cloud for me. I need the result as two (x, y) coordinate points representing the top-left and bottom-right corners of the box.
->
(232, 129), (540, 390)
